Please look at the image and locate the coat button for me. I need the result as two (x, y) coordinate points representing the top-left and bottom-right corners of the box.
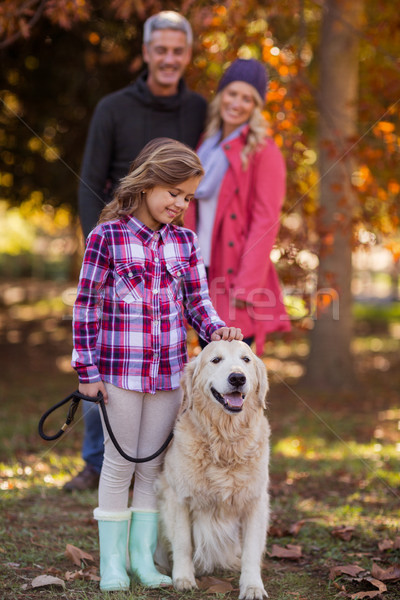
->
(227, 268), (234, 274)
(228, 241), (234, 247)
(230, 213), (237, 219)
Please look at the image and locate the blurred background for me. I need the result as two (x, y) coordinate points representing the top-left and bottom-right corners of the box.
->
(1, 3), (400, 598)
(0, 0), (399, 390)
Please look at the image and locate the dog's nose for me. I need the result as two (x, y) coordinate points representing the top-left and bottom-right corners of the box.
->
(228, 372), (246, 387)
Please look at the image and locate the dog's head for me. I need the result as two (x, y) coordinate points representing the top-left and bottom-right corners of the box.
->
(182, 340), (268, 415)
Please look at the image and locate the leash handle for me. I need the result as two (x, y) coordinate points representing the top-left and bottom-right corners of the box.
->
(38, 390), (173, 463)
(38, 392), (81, 441)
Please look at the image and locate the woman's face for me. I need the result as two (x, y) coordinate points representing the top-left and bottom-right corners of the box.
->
(219, 81), (257, 134)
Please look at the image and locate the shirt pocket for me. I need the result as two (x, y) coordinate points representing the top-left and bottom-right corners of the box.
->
(114, 260), (145, 304)
(164, 260), (190, 302)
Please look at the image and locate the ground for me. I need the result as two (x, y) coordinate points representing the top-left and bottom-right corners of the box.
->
(1, 279), (400, 600)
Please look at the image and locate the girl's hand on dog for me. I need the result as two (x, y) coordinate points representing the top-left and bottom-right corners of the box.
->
(211, 327), (243, 342)
(79, 381), (109, 404)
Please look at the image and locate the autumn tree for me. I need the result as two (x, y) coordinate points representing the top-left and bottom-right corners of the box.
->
(1, 0), (399, 389)
(305, 0), (364, 389)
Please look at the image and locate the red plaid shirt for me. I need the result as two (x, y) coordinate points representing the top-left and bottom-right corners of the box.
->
(72, 215), (225, 393)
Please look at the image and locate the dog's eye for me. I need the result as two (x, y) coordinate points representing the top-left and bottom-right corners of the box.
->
(211, 357), (222, 364)
(242, 356), (251, 363)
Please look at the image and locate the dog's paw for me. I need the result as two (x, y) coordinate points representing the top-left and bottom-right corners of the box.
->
(173, 576), (197, 591)
(239, 583), (268, 600)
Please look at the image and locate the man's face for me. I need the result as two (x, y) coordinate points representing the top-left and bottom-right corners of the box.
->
(143, 29), (192, 96)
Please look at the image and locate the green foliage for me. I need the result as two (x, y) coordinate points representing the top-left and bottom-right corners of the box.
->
(353, 302), (400, 323)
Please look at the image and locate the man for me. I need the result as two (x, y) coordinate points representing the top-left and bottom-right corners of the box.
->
(65, 11), (207, 491)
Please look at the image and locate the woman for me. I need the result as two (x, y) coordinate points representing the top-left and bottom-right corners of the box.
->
(186, 58), (290, 354)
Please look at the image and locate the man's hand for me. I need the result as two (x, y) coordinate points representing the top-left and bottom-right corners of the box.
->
(211, 327), (243, 342)
(79, 381), (108, 404)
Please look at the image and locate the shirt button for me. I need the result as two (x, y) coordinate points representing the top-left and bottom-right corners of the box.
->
(230, 213), (237, 219)
(225, 144), (231, 150)
(154, 353), (159, 360)
(154, 257), (159, 263)
(153, 289), (159, 295)
(227, 268), (234, 274)
(228, 241), (234, 247)
(153, 320), (159, 326)
(176, 271), (181, 276)
(127, 271), (133, 277)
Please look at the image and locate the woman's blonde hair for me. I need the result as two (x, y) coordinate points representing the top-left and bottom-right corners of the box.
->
(204, 87), (268, 168)
(99, 137), (204, 224)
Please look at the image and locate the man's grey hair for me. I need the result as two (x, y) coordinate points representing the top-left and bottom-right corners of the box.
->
(143, 11), (193, 46)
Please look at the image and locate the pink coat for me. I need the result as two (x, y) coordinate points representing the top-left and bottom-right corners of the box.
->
(186, 127), (290, 354)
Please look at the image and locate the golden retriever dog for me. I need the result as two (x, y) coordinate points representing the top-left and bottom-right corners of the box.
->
(156, 340), (270, 600)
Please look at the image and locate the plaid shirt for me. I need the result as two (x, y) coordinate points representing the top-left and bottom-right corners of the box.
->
(72, 215), (225, 393)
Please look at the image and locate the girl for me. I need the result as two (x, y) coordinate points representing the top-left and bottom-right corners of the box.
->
(72, 137), (242, 592)
(185, 59), (290, 354)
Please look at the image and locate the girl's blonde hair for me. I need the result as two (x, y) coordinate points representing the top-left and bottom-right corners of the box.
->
(99, 137), (204, 224)
(204, 88), (268, 168)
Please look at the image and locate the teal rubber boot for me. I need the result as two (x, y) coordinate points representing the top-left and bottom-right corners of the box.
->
(129, 510), (172, 587)
(93, 508), (131, 592)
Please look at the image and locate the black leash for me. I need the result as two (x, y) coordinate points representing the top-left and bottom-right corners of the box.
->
(38, 390), (173, 463)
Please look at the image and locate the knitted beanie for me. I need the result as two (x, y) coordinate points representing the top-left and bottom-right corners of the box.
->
(217, 58), (268, 100)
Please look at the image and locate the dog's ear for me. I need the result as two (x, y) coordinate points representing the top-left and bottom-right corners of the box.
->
(180, 355), (199, 410)
(254, 354), (269, 409)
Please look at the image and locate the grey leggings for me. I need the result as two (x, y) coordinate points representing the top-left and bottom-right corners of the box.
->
(98, 383), (182, 512)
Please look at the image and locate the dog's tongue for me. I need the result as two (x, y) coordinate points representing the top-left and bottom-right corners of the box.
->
(225, 392), (244, 408)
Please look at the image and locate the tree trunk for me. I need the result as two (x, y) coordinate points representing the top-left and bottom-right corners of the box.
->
(305, 0), (364, 390)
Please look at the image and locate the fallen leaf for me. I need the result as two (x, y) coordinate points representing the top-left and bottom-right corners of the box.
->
(65, 566), (100, 582)
(289, 517), (323, 536)
(196, 575), (233, 592)
(371, 562), (400, 581)
(65, 543), (95, 567)
(332, 580), (347, 591)
(331, 526), (355, 542)
(269, 517), (321, 538)
(349, 592), (381, 599)
(349, 577), (387, 599)
(364, 577), (386, 593)
(378, 539), (393, 552)
(207, 582), (234, 593)
(46, 566), (63, 576)
(31, 575), (65, 589)
(268, 544), (302, 560)
(329, 564), (365, 580)
(268, 524), (287, 537)
(289, 519), (306, 536)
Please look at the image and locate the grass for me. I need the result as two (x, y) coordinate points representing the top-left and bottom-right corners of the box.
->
(1, 279), (400, 599)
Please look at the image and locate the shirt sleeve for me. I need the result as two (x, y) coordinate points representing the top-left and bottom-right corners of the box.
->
(71, 227), (111, 382)
(78, 100), (115, 238)
(182, 234), (225, 341)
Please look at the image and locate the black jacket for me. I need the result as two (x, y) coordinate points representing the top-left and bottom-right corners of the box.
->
(78, 71), (207, 238)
